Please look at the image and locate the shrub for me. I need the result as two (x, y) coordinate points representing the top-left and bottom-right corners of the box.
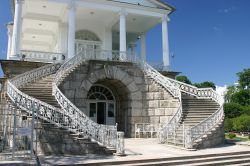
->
(224, 103), (244, 118)
(224, 118), (233, 132)
(232, 114), (250, 132)
(228, 133), (236, 139)
(231, 90), (250, 106)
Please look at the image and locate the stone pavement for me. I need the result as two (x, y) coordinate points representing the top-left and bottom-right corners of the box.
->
(39, 138), (250, 166)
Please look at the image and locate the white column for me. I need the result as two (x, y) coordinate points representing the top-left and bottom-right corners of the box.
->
(58, 22), (68, 56)
(11, 0), (24, 58)
(140, 34), (146, 61)
(67, 2), (76, 59)
(6, 23), (13, 60)
(119, 10), (127, 53)
(104, 27), (112, 50)
(162, 14), (170, 71)
(129, 43), (136, 61)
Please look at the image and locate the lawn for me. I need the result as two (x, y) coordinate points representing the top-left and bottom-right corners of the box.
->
(225, 133), (250, 142)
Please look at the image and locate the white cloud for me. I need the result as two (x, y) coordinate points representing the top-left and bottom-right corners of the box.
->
(218, 6), (236, 14)
(213, 26), (219, 31)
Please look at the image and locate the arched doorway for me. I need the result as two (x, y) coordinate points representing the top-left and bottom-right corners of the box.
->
(87, 85), (116, 125)
(75, 30), (102, 53)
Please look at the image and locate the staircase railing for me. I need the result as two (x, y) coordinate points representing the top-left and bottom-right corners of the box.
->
(169, 79), (223, 105)
(140, 61), (224, 147)
(184, 106), (224, 148)
(52, 49), (137, 149)
(5, 64), (73, 129)
(7, 63), (117, 148)
(163, 78), (224, 148)
(138, 62), (183, 143)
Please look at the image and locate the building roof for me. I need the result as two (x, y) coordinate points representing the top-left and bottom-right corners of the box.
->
(11, 0), (175, 18)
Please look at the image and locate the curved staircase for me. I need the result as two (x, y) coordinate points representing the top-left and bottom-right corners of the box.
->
(6, 61), (118, 155)
(19, 75), (60, 108)
(141, 60), (224, 149)
(4, 49), (224, 154)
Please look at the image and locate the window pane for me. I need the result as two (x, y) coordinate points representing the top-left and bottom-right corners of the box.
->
(90, 103), (96, 117)
(108, 103), (114, 117)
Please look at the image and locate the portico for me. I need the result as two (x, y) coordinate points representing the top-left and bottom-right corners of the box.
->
(8, 0), (173, 70)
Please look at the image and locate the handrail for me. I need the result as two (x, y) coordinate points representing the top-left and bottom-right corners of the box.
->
(139, 59), (224, 147)
(6, 64), (75, 131)
(53, 48), (184, 147)
(169, 79), (223, 105)
(6, 48), (224, 150)
(185, 106), (224, 148)
(6, 63), (109, 145)
(138, 62), (182, 143)
(53, 49), (138, 148)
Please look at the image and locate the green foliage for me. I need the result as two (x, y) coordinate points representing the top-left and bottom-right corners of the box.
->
(237, 68), (250, 90)
(232, 114), (250, 132)
(193, 81), (216, 90)
(225, 85), (238, 102)
(228, 133), (236, 139)
(224, 118), (233, 132)
(230, 90), (250, 106)
(243, 105), (250, 115)
(224, 103), (243, 118)
(176, 75), (192, 85)
(224, 69), (250, 133)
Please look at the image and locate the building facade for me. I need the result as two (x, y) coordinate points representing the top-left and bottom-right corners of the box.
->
(0, 0), (224, 156)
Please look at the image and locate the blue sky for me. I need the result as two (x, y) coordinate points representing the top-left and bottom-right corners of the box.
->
(0, 0), (249, 86)
(146, 0), (250, 86)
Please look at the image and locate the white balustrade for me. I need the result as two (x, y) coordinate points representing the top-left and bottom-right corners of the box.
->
(6, 47), (224, 150)
(20, 50), (64, 63)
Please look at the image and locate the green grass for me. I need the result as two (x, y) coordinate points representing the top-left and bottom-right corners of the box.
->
(225, 133), (249, 141)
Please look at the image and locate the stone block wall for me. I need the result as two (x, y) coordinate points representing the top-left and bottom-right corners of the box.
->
(60, 60), (180, 137)
(35, 122), (113, 155)
(195, 119), (225, 149)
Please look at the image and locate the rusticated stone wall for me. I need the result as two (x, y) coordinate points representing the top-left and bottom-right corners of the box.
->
(60, 60), (179, 137)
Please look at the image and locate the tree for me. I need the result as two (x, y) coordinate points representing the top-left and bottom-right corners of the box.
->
(176, 75), (192, 85)
(193, 81), (216, 90)
(230, 90), (250, 106)
(233, 114), (250, 132)
(224, 118), (233, 132)
(224, 102), (244, 118)
(237, 68), (250, 90)
(224, 85), (238, 103)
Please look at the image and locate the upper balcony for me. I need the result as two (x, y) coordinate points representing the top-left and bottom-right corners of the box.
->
(7, 0), (173, 69)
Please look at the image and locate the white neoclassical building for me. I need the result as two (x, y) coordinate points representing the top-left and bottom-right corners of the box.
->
(7, 0), (174, 70)
(0, 0), (224, 156)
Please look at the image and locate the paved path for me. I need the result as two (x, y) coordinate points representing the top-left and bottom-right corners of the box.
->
(39, 138), (250, 165)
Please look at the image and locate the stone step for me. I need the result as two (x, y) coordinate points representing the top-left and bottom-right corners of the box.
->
(20, 93), (52, 96)
(182, 106), (219, 109)
(184, 109), (218, 111)
(182, 101), (216, 104)
(84, 151), (250, 166)
(182, 101), (218, 103)
(183, 114), (212, 117)
(183, 115), (210, 118)
(20, 87), (52, 90)
(119, 154), (250, 166)
(182, 105), (218, 107)
(182, 111), (214, 114)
